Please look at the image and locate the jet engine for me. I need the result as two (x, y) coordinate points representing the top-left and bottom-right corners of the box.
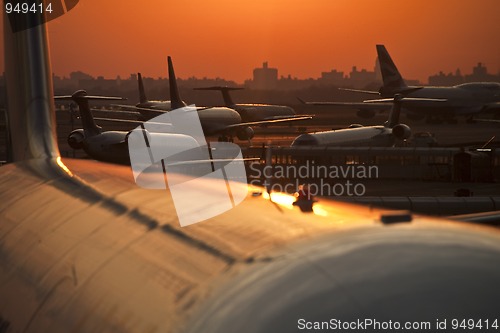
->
(392, 124), (412, 140)
(236, 127), (255, 141)
(356, 109), (375, 118)
(67, 129), (85, 149)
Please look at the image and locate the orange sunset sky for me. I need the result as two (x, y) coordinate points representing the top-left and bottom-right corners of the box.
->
(1, 0), (499, 83)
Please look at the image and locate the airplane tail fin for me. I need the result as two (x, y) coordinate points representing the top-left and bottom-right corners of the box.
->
(386, 94), (403, 128)
(167, 56), (187, 110)
(137, 73), (148, 104)
(376, 45), (408, 94)
(194, 86), (243, 106)
(55, 91), (125, 137)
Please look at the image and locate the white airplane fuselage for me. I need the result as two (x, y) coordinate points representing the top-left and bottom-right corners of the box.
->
(291, 126), (396, 147)
(233, 104), (296, 122)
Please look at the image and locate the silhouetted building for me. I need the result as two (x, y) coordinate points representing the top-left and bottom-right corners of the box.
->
(347, 66), (378, 89)
(428, 63), (500, 86)
(251, 62), (278, 90)
(319, 69), (345, 86)
(465, 63), (498, 82)
(275, 75), (316, 90)
(428, 69), (464, 86)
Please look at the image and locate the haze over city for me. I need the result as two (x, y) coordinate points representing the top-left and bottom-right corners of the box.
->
(0, 0), (499, 83)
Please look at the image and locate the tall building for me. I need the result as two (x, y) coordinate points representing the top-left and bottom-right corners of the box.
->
(428, 69), (464, 86)
(465, 63), (498, 82)
(251, 62), (278, 90)
(347, 66), (377, 89)
(319, 69), (344, 86)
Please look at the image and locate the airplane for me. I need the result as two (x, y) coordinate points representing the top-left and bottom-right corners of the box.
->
(2, 8), (500, 333)
(352, 45), (500, 122)
(291, 95), (444, 147)
(58, 90), (261, 166)
(297, 96), (392, 119)
(193, 86), (306, 122)
(135, 72), (171, 110)
(56, 90), (180, 164)
(107, 72), (172, 119)
(120, 57), (312, 142)
(301, 45), (500, 123)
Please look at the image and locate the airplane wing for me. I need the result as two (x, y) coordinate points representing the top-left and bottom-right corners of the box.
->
(363, 97), (448, 103)
(262, 114), (315, 121)
(112, 103), (148, 111)
(4, 159), (500, 333)
(222, 115), (313, 130)
(338, 87), (380, 94)
(304, 101), (392, 109)
(55, 95), (125, 101)
(90, 108), (140, 116)
(165, 157), (260, 167)
(113, 104), (213, 112)
(475, 118), (500, 124)
(298, 98), (392, 110)
(93, 117), (172, 127)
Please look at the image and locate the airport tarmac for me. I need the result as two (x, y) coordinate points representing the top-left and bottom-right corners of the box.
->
(2, 107), (498, 204)
(49, 107), (500, 150)
(249, 111), (500, 147)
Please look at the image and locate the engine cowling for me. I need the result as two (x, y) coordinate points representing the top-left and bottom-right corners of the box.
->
(67, 129), (85, 149)
(236, 127), (254, 141)
(392, 124), (412, 140)
(357, 109), (375, 119)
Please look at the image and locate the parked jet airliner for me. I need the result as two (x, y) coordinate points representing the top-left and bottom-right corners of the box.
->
(194, 86), (306, 122)
(301, 45), (500, 122)
(292, 95), (444, 147)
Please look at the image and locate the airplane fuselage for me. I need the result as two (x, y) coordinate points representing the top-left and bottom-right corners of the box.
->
(82, 131), (130, 164)
(198, 107), (242, 135)
(232, 104), (296, 122)
(137, 106), (243, 136)
(291, 126), (396, 147)
(383, 82), (500, 116)
(136, 100), (172, 110)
